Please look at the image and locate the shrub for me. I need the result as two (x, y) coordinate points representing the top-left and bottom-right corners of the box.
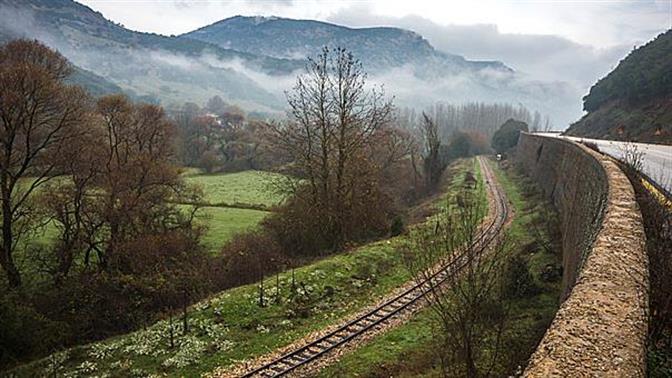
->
(217, 231), (285, 288)
(264, 185), (391, 257)
(390, 216), (405, 236)
(583, 141), (600, 153)
(503, 255), (540, 299)
(0, 293), (70, 369)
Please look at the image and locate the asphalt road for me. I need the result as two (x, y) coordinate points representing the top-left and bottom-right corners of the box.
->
(537, 133), (672, 194)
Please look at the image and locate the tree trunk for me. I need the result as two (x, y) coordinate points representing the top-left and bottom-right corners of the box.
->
(464, 340), (478, 378)
(0, 183), (20, 288)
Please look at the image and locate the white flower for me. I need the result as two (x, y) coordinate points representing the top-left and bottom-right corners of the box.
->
(130, 368), (148, 377)
(194, 301), (211, 311)
(217, 340), (234, 351)
(161, 335), (207, 368)
(89, 342), (119, 360)
(45, 350), (69, 375)
(76, 360), (97, 374)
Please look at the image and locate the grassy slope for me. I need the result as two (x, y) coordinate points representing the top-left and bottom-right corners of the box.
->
(8, 160), (479, 378)
(318, 160), (562, 377)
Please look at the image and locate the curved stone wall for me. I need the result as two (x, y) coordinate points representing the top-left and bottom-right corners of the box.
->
(517, 133), (649, 377)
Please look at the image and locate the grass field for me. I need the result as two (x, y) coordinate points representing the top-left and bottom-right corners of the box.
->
(184, 170), (287, 208)
(8, 159), (482, 378)
(13, 170), (286, 260)
(191, 206), (270, 252)
(184, 169), (291, 252)
(317, 159), (562, 377)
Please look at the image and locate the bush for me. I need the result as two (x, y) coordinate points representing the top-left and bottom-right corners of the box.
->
(217, 231), (285, 288)
(0, 293), (70, 369)
(0, 230), (220, 367)
(390, 216), (405, 236)
(583, 141), (600, 153)
(264, 185), (391, 257)
(503, 255), (539, 299)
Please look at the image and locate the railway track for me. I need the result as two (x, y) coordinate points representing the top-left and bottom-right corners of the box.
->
(241, 157), (509, 378)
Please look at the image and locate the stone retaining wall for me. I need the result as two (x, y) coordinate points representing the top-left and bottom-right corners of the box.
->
(517, 133), (649, 377)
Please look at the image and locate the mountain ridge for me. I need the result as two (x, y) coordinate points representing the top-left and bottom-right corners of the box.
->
(0, 0), (575, 124)
(181, 14), (511, 74)
(0, 0), (296, 110)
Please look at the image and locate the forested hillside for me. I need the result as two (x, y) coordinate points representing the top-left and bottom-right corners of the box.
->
(565, 30), (672, 144)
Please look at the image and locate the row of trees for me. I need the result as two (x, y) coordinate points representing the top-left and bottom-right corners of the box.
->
(398, 102), (551, 139)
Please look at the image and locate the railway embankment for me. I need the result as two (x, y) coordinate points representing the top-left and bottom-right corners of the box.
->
(517, 133), (649, 377)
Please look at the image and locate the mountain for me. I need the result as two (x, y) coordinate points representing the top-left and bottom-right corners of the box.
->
(67, 65), (164, 102)
(180, 16), (578, 125)
(0, 0), (298, 110)
(0, 0), (578, 124)
(181, 15), (510, 75)
(67, 65), (129, 97)
(565, 30), (672, 144)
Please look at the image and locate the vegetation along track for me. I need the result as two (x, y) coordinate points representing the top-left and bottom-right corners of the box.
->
(241, 156), (510, 378)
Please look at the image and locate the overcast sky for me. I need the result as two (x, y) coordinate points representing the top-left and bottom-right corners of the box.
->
(78, 0), (671, 115)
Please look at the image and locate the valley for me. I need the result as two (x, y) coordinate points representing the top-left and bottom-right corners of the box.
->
(0, 1), (670, 377)
(7, 159), (491, 377)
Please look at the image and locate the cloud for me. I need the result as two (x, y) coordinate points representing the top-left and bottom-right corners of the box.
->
(199, 54), (300, 94)
(75, 0), (669, 126)
(325, 5), (670, 126)
(77, 0), (348, 35)
(78, 0), (671, 47)
(9, 0), (670, 128)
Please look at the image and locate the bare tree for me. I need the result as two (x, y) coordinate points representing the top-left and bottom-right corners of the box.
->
(267, 47), (394, 248)
(94, 95), (191, 271)
(38, 124), (104, 283)
(0, 40), (89, 287)
(405, 188), (509, 377)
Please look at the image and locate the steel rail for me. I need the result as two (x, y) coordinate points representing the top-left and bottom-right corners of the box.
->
(241, 157), (508, 378)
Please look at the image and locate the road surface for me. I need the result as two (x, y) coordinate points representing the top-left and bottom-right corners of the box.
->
(538, 133), (672, 194)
